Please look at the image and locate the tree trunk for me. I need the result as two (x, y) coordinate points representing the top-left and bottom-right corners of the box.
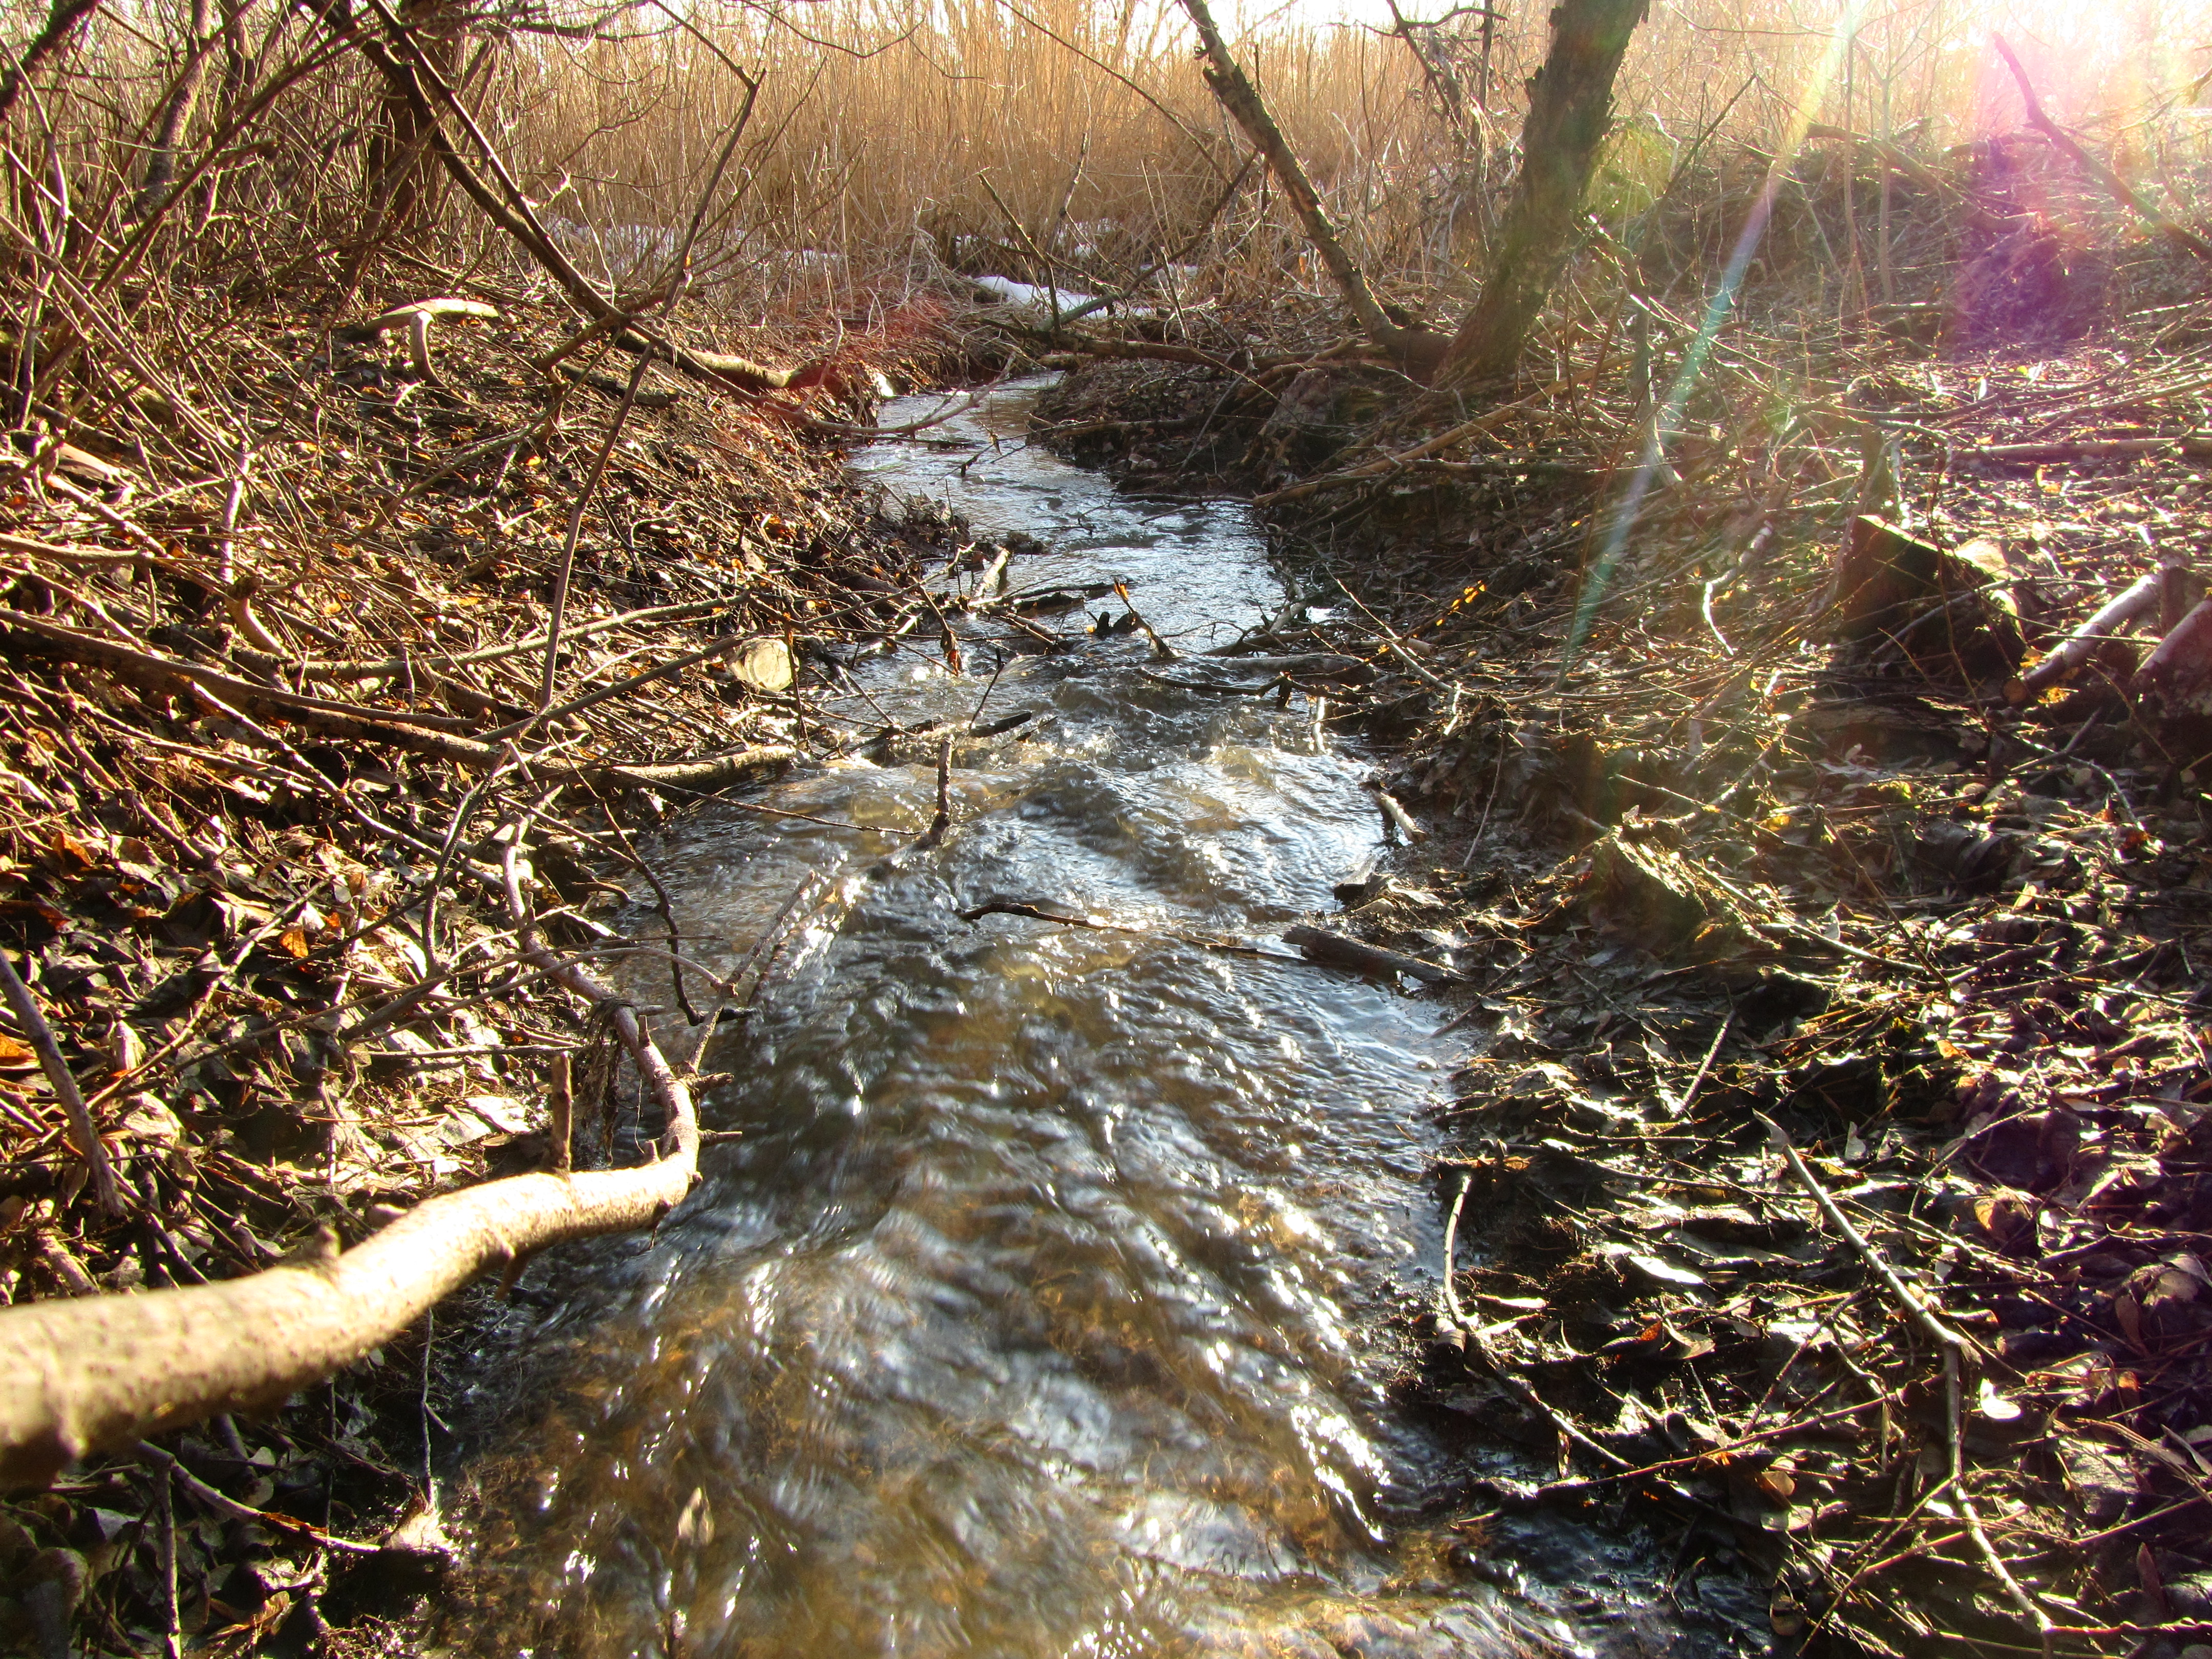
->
(129, 0), (214, 220)
(1440, 0), (1648, 387)
(366, 0), (460, 229)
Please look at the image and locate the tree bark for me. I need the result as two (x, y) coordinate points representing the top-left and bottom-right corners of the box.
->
(129, 0), (215, 220)
(0, 852), (700, 1491)
(365, 0), (458, 229)
(0, 0), (106, 130)
(1440, 0), (1648, 387)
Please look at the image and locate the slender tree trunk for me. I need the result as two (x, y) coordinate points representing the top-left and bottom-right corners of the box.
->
(188, 0), (258, 225)
(0, 0), (106, 130)
(1440, 0), (1648, 387)
(1175, 0), (1429, 370)
(367, 0), (459, 228)
(130, 0), (214, 220)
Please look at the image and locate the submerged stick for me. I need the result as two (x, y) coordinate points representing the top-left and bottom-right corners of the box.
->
(1281, 926), (1464, 985)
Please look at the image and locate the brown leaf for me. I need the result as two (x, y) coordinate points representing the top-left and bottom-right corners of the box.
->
(2113, 1291), (2145, 1352)
(48, 830), (96, 873)
(276, 928), (309, 960)
(1752, 1459), (1798, 1502)
(0, 1032), (33, 1069)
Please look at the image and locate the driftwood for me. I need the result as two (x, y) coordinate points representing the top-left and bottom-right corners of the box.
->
(341, 296), (500, 385)
(1281, 925), (1464, 984)
(0, 842), (700, 1490)
(2011, 570), (2164, 700)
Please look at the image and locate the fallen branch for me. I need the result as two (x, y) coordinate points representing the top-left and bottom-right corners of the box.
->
(1282, 925), (1464, 984)
(1995, 37), (2212, 263)
(958, 898), (1281, 959)
(0, 841), (699, 1490)
(1252, 395), (1542, 506)
(354, 2), (825, 400)
(1182, 651), (1370, 677)
(341, 296), (500, 385)
(1803, 123), (2022, 235)
(1966, 434), (2212, 466)
(0, 608), (794, 788)
(2010, 570), (2163, 701)
(134, 1441), (381, 1556)
(1758, 1115), (2052, 1657)
(2133, 595), (2212, 698)
(0, 951), (124, 1216)
(557, 362), (680, 409)
(278, 598), (739, 684)
(1173, 0), (1428, 370)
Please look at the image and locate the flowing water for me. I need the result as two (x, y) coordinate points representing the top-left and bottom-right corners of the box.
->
(445, 381), (1676, 1657)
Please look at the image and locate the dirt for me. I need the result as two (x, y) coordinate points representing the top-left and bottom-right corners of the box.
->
(1025, 240), (2212, 1657)
(0, 264), (986, 1654)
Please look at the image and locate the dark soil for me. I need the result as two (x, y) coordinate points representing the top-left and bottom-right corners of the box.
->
(1025, 226), (2212, 1659)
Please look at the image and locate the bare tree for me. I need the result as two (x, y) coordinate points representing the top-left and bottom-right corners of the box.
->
(1180, 0), (1648, 389)
(130, 0), (217, 218)
(1439, 0), (1648, 385)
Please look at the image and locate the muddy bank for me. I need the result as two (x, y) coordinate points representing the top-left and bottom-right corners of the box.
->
(0, 267), (997, 1651)
(1026, 263), (2212, 1657)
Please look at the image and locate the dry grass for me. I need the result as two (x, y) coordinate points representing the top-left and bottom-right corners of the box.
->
(16, 0), (2208, 344)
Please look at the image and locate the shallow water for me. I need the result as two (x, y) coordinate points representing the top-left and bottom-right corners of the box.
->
(444, 382), (1656, 1657)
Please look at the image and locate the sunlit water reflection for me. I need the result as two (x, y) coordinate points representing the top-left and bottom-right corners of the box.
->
(443, 381), (1589, 1657)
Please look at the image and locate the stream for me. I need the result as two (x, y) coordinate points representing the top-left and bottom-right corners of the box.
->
(443, 379), (1684, 1657)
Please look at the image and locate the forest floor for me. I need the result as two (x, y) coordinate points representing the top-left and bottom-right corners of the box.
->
(0, 265), (985, 1653)
(1028, 236), (2212, 1658)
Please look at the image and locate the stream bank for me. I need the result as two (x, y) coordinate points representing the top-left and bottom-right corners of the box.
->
(417, 377), (1727, 1657)
(1018, 246), (2212, 1657)
(0, 273), (983, 1654)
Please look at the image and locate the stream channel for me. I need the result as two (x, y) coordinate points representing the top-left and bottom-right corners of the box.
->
(442, 378), (1688, 1657)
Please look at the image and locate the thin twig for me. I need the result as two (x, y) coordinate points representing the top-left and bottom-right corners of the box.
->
(0, 950), (122, 1214)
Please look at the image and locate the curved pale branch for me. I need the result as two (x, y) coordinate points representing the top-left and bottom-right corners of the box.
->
(0, 850), (701, 1492)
